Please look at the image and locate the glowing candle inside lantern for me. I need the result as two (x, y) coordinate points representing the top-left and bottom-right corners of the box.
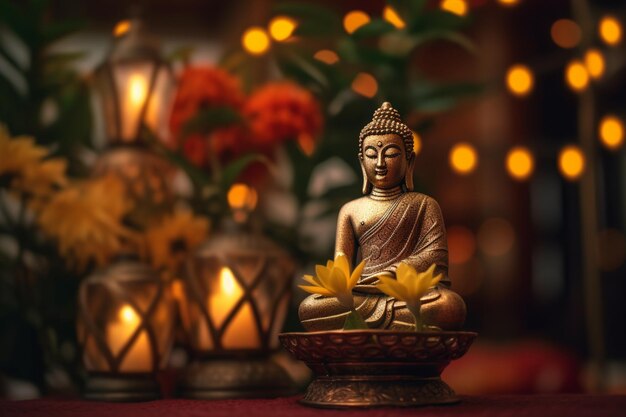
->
(107, 304), (152, 372)
(198, 267), (259, 350)
(121, 72), (152, 141)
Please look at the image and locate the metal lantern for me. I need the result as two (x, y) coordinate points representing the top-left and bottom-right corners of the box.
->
(77, 258), (176, 401)
(180, 227), (296, 398)
(94, 18), (174, 145)
(92, 18), (175, 212)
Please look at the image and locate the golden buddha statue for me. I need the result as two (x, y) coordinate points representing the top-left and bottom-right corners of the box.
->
(299, 102), (466, 331)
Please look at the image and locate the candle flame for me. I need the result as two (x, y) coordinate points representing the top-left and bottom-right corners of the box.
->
(119, 304), (139, 323)
(129, 74), (148, 107)
(220, 267), (238, 296)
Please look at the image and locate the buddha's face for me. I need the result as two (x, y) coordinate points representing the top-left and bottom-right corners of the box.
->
(361, 133), (409, 189)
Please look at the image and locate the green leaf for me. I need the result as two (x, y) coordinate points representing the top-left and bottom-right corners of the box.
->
(337, 38), (399, 67)
(411, 30), (476, 53)
(351, 19), (396, 39)
(343, 309), (368, 330)
(0, 0), (38, 45)
(410, 10), (467, 34)
(42, 20), (84, 44)
(273, 2), (342, 37)
(219, 153), (271, 191)
(275, 51), (329, 90)
(0, 41), (23, 72)
(179, 107), (242, 139)
(161, 145), (212, 189)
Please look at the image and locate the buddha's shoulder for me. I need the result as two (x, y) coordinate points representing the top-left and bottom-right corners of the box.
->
(338, 196), (369, 215)
(404, 192), (442, 208)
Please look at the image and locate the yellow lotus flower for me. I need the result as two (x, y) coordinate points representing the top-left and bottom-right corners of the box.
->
(37, 175), (135, 271)
(0, 125), (67, 197)
(144, 209), (209, 273)
(376, 263), (442, 330)
(299, 254), (365, 310)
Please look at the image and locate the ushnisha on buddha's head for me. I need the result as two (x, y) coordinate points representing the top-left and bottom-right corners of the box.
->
(358, 102), (415, 194)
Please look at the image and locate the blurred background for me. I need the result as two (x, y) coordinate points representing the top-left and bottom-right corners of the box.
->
(1, 0), (625, 400)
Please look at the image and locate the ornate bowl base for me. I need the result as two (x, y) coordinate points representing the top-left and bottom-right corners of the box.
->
(302, 376), (458, 408)
(280, 330), (477, 408)
(180, 358), (295, 399)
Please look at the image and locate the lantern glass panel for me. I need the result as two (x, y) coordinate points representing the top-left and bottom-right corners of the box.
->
(115, 62), (153, 141)
(78, 261), (175, 374)
(183, 234), (295, 355)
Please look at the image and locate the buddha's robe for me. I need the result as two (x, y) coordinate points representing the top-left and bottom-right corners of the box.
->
(299, 192), (466, 331)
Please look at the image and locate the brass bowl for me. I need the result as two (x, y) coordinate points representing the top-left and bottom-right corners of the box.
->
(279, 329), (477, 408)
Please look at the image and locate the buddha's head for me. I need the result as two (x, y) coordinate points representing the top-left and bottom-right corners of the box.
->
(358, 102), (415, 194)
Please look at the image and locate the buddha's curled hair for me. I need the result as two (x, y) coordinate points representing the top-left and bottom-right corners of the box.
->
(358, 102), (413, 160)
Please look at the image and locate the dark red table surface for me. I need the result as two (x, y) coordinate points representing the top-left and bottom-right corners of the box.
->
(1, 395), (626, 417)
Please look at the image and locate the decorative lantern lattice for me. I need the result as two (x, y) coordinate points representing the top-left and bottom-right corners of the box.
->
(180, 230), (296, 398)
(77, 259), (175, 401)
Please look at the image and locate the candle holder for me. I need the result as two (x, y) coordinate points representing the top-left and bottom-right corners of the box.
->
(77, 258), (175, 401)
(92, 145), (174, 211)
(179, 228), (296, 399)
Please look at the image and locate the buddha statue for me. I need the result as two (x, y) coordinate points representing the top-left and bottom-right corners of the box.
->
(299, 102), (466, 331)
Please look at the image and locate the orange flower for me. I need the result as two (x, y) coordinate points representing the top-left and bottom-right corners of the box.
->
(169, 66), (245, 140)
(244, 82), (323, 151)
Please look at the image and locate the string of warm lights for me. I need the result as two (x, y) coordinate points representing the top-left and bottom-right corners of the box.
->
(237, 2), (624, 182)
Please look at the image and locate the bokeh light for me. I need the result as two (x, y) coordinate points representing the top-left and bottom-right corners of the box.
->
(558, 145), (585, 180)
(113, 20), (131, 37)
(565, 60), (589, 92)
(314, 49), (339, 65)
(584, 49), (605, 79)
(449, 143), (478, 175)
(440, 0), (468, 17)
(506, 146), (534, 181)
(478, 218), (515, 257)
(412, 131), (422, 156)
(227, 183), (258, 211)
(351, 72), (378, 98)
(599, 115), (624, 150)
(343, 10), (370, 34)
(506, 65), (534, 97)
(448, 226), (476, 264)
(242, 27), (270, 55)
(497, 0), (519, 6)
(599, 15), (622, 46)
(597, 229), (626, 271)
(269, 17), (297, 42)
(383, 6), (406, 29)
(550, 19), (581, 48)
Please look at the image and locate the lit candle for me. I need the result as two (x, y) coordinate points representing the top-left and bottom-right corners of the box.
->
(121, 72), (148, 141)
(107, 304), (152, 372)
(198, 267), (259, 349)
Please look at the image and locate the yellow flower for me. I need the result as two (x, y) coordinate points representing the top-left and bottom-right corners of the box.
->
(37, 175), (135, 271)
(144, 210), (209, 273)
(299, 254), (365, 310)
(0, 125), (67, 197)
(376, 263), (442, 330)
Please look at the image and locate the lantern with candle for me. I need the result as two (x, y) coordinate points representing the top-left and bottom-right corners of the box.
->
(77, 258), (176, 401)
(179, 185), (296, 399)
(92, 18), (175, 211)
